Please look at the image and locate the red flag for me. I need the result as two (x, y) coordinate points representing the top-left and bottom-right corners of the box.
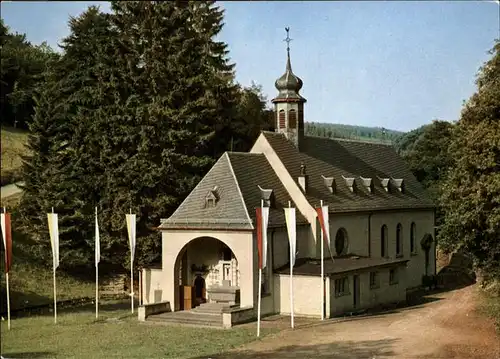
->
(256, 207), (263, 269)
(1, 212), (13, 273)
(316, 207), (330, 248)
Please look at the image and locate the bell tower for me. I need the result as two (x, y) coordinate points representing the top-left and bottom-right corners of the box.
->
(272, 27), (307, 149)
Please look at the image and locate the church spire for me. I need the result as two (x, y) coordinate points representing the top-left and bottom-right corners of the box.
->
(273, 27), (305, 103)
(272, 27), (306, 150)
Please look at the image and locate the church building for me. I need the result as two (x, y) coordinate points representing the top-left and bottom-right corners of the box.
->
(139, 31), (436, 328)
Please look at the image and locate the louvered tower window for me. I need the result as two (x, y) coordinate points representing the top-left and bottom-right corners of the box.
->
(279, 110), (286, 129)
(288, 109), (297, 128)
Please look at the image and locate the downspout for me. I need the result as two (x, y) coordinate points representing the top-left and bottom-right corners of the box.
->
(368, 213), (373, 257)
(270, 228), (276, 313)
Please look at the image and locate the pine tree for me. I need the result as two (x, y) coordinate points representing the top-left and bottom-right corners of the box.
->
(18, 6), (115, 268)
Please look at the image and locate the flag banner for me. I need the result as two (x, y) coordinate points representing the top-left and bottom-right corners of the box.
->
(284, 207), (297, 266)
(316, 206), (331, 253)
(95, 211), (100, 267)
(1, 212), (13, 273)
(126, 214), (136, 261)
(47, 213), (59, 269)
(262, 206), (269, 269)
(256, 206), (269, 269)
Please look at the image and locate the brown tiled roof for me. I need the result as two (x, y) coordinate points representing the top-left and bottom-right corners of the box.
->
(159, 152), (308, 230)
(276, 256), (409, 276)
(227, 152), (308, 228)
(262, 132), (435, 212)
(159, 153), (253, 230)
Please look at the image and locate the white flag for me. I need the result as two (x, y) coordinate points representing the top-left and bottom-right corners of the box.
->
(95, 210), (100, 267)
(47, 213), (59, 269)
(261, 206), (269, 269)
(126, 214), (136, 261)
(284, 207), (297, 266)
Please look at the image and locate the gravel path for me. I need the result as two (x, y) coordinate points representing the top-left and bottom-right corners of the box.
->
(214, 285), (499, 359)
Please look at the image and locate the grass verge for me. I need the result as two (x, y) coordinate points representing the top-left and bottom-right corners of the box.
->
(0, 301), (275, 359)
(477, 282), (500, 333)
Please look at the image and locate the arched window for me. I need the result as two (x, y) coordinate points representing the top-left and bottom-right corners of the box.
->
(335, 228), (348, 256)
(381, 225), (388, 257)
(278, 110), (286, 129)
(288, 109), (297, 129)
(410, 222), (416, 254)
(396, 223), (403, 256)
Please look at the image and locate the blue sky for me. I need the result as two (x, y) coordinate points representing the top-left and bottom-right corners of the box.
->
(1, 1), (498, 132)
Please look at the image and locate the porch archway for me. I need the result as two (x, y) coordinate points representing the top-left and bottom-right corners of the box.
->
(173, 236), (240, 310)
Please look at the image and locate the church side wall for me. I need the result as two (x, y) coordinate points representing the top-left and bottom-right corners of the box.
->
(328, 209), (435, 290)
(274, 274), (323, 317)
(329, 267), (407, 317)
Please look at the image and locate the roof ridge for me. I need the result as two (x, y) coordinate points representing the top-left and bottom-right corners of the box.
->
(226, 152), (264, 157)
(225, 152), (255, 229)
(304, 134), (393, 147)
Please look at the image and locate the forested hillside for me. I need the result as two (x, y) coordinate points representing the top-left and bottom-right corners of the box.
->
(305, 122), (403, 143)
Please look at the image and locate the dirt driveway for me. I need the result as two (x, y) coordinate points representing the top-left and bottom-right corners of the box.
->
(216, 285), (499, 359)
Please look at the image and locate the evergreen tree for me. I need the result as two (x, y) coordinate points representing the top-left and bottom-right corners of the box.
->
(18, 6), (115, 268)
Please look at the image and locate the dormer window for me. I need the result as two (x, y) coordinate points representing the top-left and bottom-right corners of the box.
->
(321, 175), (336, 194)
(377, 177), (390, 192)
(205, 186), (219, 208)
(342, 175), (356, 193)
(258, 185), (274, 208)
(391, 178), (404, 193)
(360, 177), (373, 193)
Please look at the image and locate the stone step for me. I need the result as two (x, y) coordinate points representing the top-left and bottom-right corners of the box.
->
(147, 311), (223, 328)
(192, 303), (233, 314)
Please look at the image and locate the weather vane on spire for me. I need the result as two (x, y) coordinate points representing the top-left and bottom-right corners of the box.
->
(284, 27), (292, 52)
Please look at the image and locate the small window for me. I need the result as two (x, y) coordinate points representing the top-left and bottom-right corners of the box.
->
(370, 272), (379, 289)
(410, 222), (416, 254)
(381, 225), (388, 257)
(335, 228), (348, 256)
(278, 110), (286, 129)
(389, 268), (398, 285)
(206, 198), (215, 208)
(396, 223), (403, 257)
(288, 109), (297, 128)
(334, 277), (349, 297)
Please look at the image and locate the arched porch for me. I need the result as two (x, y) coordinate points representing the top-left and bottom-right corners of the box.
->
(175, 236), (241, 310)
(160, 230), (254, 312)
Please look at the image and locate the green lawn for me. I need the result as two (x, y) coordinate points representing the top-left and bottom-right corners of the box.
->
(1, 302), (275, 359)
(1, 230), (95, 311)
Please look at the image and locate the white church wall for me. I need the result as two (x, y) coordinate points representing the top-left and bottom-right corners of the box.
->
(275, 274), (323, 317)
(141, 267), (165, 305)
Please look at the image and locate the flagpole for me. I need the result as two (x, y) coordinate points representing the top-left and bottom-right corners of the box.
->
(95, 207), (99, 319)
(138, 269), (142, 306)
(3, 207), (11, 330)
(320, 200), (324, 321)
(288, 201), (294, 329)
(52, 206), (57, 324)
(130, 208), (134, 314)
(257, 199), (264, 337)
